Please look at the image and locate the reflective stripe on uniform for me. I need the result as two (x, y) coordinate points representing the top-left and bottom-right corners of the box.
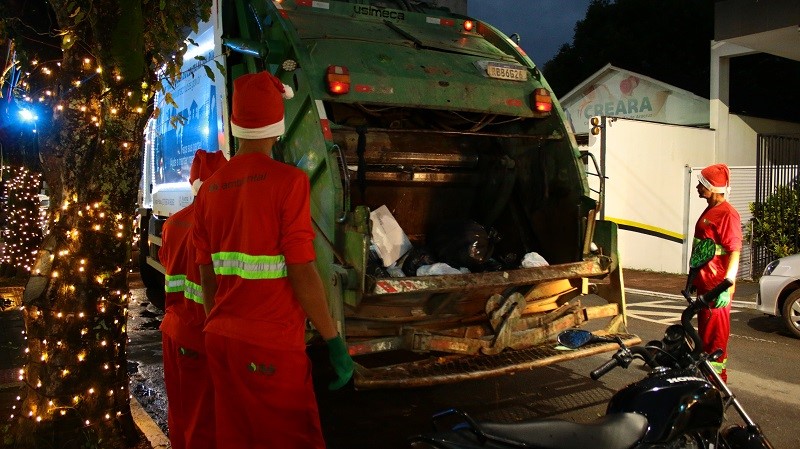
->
(184, 279), (204, 305)
(709, 358), (727, 374)
(165, 274), (186, 293)
(211, 251), (287, 279)
(692, 238), (728, 256)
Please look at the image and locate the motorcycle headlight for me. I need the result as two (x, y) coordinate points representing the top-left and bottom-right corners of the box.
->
(763, 259), (780, 276)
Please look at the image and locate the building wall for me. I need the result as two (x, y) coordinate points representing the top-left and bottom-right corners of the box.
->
(725, 114), (800, 165)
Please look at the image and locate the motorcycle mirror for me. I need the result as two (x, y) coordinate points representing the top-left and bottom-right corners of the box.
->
(557, 329), (594, 349)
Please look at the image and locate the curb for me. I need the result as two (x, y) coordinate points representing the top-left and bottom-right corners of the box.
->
(625, 288), (757, 309)
(130, 395), (170, 448)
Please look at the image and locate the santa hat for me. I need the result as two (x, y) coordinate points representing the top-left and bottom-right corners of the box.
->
(189, 150), (227, 195)
(230, 71), (294, 140)
(698, 163), (731, 195)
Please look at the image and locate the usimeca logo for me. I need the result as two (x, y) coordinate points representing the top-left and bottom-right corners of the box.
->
(353, 5), (405, 20)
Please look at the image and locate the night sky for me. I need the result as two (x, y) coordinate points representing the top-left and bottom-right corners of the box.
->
(467, 0), (593, 66)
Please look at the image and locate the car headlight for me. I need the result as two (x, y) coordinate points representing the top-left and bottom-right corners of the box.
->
(763, 259), (780, 276)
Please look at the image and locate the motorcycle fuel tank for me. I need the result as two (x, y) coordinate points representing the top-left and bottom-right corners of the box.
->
(606, 369), (724, 444)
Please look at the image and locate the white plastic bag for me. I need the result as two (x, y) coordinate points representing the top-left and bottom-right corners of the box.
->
(370, 205), (412, 267)
(521, 252), (549, 268)
(416, 263), (464, 276)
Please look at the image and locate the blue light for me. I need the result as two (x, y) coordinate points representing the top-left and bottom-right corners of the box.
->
(19, 109), (38, 122)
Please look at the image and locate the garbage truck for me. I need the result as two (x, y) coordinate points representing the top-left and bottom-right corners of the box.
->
(138, 0), (637, 389)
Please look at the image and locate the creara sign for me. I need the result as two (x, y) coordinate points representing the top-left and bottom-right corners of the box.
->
(564, 70), (708, 134)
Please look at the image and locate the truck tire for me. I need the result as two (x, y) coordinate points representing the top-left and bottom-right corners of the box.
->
(138, 213), (166, 311)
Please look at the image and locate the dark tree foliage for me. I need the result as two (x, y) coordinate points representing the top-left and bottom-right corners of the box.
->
(542, 0), (714, 99)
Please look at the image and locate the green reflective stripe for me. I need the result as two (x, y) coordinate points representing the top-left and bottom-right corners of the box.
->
(164, 274), (186, 293)
(211, 252), (287, 279)
(709, 358), (727, 374)
(184, 279), (204, 305)
(692, 238), (728, 256)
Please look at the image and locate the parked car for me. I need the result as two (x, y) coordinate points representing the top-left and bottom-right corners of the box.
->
(758, 254), (800, 338)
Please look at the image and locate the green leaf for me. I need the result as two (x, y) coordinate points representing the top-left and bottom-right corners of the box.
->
(187, 38), (199, 47)
(164, 92), (178, 109)
(159, 0), (166, 10)
(215, 60), (226, 76)
(61, 33), (76, 50)
(194, 55), (207, 61)
(69, 6), (81, 18)
(203, 65), (215, 81)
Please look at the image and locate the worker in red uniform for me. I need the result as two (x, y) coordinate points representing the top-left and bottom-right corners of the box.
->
(192, 71), (354, 449)
(159, 149), (227, 449)
(692, 163), (741, 382)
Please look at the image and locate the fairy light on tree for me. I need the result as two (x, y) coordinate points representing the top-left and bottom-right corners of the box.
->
(2, 0), (212, 447)
(0, 166), (43, 275)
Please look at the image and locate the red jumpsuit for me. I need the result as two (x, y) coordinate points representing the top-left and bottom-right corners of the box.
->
(159, 204), (216, 449)
(692, 201), (742, 382)
(192, 152), (325, 449)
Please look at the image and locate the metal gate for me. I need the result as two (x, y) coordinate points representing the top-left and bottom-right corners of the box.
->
(753, 134), (800, 276)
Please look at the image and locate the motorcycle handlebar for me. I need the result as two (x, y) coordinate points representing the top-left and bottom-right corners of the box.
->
(591, 358), (619, 380)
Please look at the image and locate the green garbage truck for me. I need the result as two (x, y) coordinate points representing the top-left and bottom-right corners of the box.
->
(139, 0), (637, 389)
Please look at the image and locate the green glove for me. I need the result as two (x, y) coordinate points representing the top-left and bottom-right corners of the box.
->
(713, 289), (731, 308)
(326, 335), (354, 390)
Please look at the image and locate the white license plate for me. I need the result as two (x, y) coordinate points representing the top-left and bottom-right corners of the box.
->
(486, 63), (527, 81)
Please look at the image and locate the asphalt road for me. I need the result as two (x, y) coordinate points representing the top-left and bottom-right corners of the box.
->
(127, 289), (800, 449)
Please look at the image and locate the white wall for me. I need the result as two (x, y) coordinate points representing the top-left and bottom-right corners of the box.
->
(726, 114), (800, 165)
(587, 118), (716, 273)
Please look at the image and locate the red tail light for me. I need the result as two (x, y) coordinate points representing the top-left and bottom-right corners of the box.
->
(326, 65), (350, 95)
(533, 88), (552, 113)
(463, 20), (474, 32)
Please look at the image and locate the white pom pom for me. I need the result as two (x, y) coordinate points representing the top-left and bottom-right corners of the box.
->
(282, 84), (294, 100)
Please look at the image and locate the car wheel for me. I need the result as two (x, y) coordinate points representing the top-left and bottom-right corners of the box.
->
(781, 289), (800, 339)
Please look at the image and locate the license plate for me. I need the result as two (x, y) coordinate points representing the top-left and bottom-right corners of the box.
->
(486, 63), (528, 81)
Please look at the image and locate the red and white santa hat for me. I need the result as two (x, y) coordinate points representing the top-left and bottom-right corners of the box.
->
(230, 71), (294, 140)
(698, 163), (731, 195)
(189, 149), (227, 195)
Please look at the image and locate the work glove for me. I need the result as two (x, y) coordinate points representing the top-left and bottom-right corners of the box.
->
(712, 288), (731, 308)
(326, 335), (354, 390)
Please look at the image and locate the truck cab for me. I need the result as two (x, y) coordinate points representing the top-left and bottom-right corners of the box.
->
(140, 0), (636, 388)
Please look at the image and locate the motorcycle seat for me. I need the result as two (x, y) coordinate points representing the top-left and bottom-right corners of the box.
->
(477, 412), (648, 449)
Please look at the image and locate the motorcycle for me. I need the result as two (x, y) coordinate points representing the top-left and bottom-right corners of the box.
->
(409, 239), (773, 449)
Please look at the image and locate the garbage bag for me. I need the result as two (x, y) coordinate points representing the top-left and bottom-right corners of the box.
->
(429, 220), (496, 272)
(402, 247), (437, 277)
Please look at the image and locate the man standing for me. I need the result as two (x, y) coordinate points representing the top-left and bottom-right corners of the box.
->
(693, 163), (742, 382)
(159, 149), (227, 449)
(193, 71), (354, 449)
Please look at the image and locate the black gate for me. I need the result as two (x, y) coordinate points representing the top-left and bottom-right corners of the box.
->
(753, 134), (800, 276)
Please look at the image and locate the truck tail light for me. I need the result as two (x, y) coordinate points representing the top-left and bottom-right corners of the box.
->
(326, 65), (350, 95)
(532, 88), (552, 113)
(463, 20), (474, 32)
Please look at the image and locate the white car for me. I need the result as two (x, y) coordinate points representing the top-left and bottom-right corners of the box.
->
(758, 254), (800, 338)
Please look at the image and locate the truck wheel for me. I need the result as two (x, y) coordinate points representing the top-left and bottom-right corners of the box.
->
(138, 214), (166, 311)
(781, 289), (800, 339)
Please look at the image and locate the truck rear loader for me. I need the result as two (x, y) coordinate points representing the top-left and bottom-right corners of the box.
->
(139, 0), (637, 389)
